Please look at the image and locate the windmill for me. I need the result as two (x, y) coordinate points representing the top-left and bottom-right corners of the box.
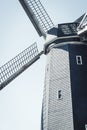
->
(0, 0), (87, 130)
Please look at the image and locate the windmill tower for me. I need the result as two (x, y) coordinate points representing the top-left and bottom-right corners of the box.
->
(0, 0), (87, 130)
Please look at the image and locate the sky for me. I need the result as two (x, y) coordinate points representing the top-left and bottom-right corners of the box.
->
(0, 0), (87, 130)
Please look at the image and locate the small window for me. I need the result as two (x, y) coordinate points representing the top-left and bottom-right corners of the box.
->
(46, 64), (49, 72)
(76, 56), (82, 65)
(57, 90), (63, 100)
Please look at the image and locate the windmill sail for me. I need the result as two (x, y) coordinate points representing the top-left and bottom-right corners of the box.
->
(77, 12), (87, 35)
(19, 0), (54, 37)
(74, 13), (85, 23)
(0, 43), (43, 90)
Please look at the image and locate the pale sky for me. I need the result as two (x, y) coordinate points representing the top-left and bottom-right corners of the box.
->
(0, 0), (87, 130)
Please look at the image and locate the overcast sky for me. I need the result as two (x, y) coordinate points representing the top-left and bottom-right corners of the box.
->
(0, 0), (87, 130)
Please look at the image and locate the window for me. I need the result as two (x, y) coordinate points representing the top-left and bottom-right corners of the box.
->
(76, 55), (82, 65)
(57, 90), (63, 100)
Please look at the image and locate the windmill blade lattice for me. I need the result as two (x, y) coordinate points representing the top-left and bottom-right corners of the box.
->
(0, 43), (43, 90)
(19, 0), (54, 37)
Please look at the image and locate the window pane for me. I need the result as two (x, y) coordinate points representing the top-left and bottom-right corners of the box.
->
(57, 90), (63, 100)
(76, 55), (82, 65)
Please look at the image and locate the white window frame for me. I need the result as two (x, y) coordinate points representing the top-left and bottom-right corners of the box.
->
(76, 55), (82, 65)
